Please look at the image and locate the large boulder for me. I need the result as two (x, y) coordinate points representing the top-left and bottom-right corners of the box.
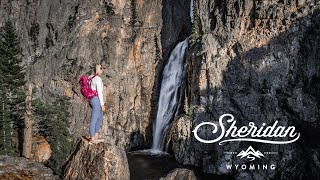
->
(0, 155), (56, 180)
(30, 134), (51, 163)
(160, 168), (197, 180)
(64, 138), (129, 180)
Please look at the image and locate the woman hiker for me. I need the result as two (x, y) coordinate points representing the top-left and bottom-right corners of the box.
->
(88, 64), (106, 144)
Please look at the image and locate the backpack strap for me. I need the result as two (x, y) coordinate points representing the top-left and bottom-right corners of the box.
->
(88, 74), (97, 81)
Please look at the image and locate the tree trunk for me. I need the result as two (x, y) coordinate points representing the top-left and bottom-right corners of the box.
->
(23, 83), (32, 158)
(2, 100), (6, 154)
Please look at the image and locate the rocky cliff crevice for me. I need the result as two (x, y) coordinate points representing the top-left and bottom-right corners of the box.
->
(170, 0), (320, 179)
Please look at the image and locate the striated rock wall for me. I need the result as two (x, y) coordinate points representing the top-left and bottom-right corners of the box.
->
(170, 0), (320, 179)
(0, 0), (191, 150)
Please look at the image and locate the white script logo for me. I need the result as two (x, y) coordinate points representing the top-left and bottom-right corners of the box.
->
(192, 114), (300, 145)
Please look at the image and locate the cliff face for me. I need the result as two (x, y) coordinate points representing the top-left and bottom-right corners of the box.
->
(0, 0), (190, 150)
(170, 0), (320, 179)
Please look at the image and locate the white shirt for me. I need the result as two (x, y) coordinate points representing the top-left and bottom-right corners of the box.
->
(88, 75), (104, 106)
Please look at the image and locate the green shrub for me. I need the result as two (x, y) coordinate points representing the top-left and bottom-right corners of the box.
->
(184, 104), (196, 120)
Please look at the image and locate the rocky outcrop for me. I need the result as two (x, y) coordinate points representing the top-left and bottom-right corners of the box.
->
(64, 138), (129, 180)
(0, 155), (56, 180)
(30, 134), (51, 163)
(160, 168), (197, 180)
(170, 0), (320, 179)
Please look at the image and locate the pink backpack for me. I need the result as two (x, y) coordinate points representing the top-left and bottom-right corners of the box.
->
(79, 74), (98, 99)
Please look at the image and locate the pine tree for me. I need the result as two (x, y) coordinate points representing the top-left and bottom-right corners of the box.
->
(32, 92), (73, 176)
(0, 21), (26, 155)
(189, 0), (202, 48)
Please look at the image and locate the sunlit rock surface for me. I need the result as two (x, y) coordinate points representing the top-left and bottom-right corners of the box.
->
(31, 134), (51, 163)
(64, 138), (129, 180)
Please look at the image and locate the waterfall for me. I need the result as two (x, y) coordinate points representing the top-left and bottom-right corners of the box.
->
(151, 39), (188, 152)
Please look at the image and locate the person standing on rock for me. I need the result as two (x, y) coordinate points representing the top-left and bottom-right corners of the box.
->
(88, 64), (106, 143)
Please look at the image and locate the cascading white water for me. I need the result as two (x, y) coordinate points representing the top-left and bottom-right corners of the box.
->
(151, 39), (188, 152)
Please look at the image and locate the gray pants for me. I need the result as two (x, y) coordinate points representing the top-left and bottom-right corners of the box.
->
(89, 96), (103, 137)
